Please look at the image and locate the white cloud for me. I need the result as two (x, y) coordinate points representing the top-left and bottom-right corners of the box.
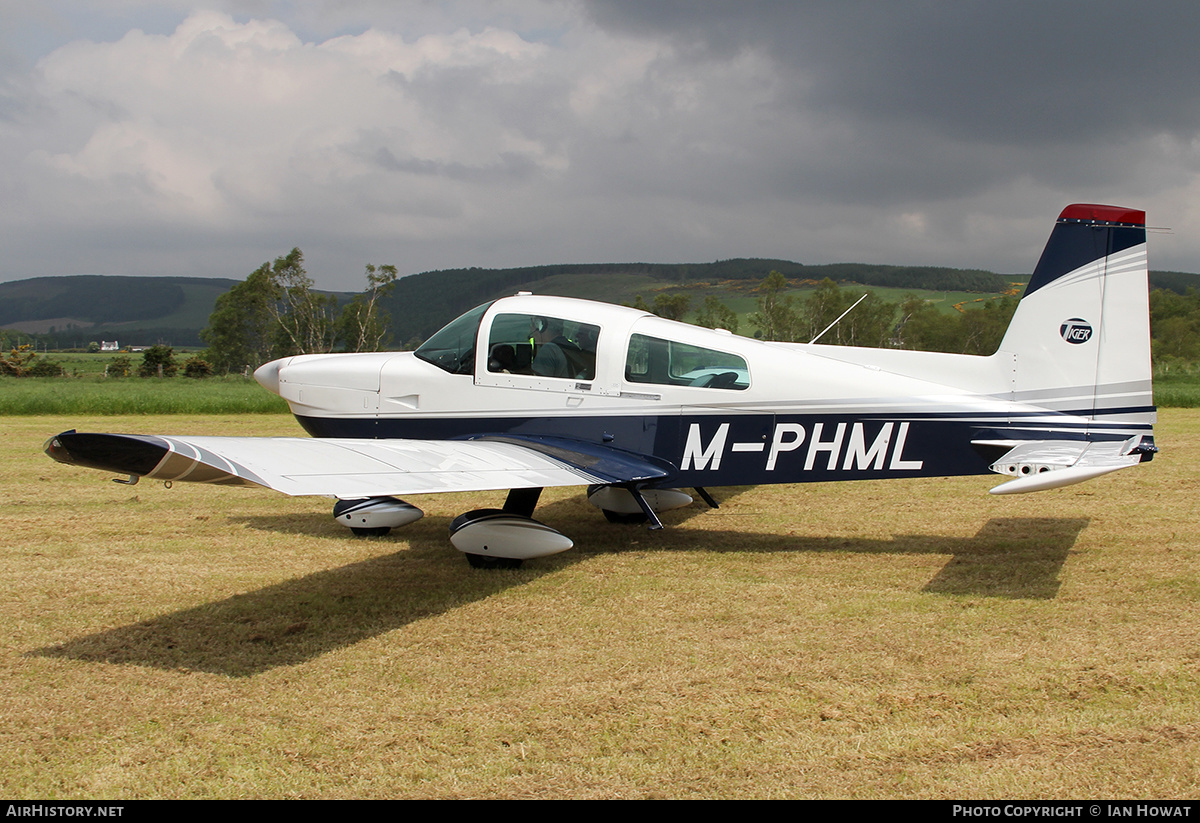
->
(3, 8), (790, 283)
(2, 3), (1199, 286)
(4, 11), (589, 277)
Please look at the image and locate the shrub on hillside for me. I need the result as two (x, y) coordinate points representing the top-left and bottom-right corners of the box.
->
(107, 356), (132, 378)
(184, 357), (214, 379)
(25, 359), (64, 377)
(138, 345), (178, 378)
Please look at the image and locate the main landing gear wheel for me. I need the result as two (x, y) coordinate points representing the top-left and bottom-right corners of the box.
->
(588, 485), (693, 528)
(350, 526), (392, 537)
(465, 553), (524, 570)
(602, 508), (649, 525)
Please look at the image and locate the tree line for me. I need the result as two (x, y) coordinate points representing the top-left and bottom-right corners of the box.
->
(1148, 287), (1200, 367)
(635, 273), (1021, 355)
(374, 259), (1010, 343)
(198, 260), (1200, 372)
(200, 249), (397, 374)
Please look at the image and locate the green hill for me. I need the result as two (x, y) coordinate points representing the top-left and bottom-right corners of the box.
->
(378, 260), (1014, 343)
(0, 275), (353, 349)
(2, 262), (1194, 351)
(0, 275), (241, 348)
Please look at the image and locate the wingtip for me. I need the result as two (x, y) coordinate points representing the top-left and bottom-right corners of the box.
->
(42, 432), (170, 476)
(43, 432), (74, 465)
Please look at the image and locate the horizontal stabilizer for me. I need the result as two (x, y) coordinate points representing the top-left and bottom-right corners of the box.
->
(984, 435), (1155, 495)
(988, 462), (1131, 495)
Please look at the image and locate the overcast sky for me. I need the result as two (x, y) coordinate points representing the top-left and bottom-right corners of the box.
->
(2, 1), (1199, 290)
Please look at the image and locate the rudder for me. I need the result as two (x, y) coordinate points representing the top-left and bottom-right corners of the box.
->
(996, 204), (1153, 431)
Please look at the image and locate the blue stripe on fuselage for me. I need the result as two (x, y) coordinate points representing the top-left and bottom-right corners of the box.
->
(293, 411), (1143, 488)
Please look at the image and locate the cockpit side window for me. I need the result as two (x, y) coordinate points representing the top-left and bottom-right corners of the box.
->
(414, 302), (492, 375)
(625, 333), (749, 390)
(487, 313), (600, 380)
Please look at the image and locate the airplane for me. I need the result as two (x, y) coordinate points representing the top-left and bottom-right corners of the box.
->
(45, 204), (1158, 569)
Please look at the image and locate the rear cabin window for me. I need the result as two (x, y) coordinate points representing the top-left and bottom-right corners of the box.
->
(487, 314), (600, 380)
(625, 334), (749, 390)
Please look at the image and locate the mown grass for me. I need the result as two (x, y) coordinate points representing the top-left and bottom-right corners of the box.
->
(1, 412), (1196, 798)
(0, 376), (288, 415)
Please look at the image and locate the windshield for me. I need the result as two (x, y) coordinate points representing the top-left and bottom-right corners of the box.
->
(414, 302), (492, 374)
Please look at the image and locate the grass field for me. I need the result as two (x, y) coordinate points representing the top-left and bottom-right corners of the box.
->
(2, 413), (1197, 799)
(1154, 368), (1200, 407)
(0, 376), (289, 415)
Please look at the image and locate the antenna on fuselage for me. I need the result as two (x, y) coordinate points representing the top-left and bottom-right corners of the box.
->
(808, 293), (868, 344)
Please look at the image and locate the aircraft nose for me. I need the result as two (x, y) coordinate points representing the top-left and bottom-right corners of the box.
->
(254, 359), (283, 394)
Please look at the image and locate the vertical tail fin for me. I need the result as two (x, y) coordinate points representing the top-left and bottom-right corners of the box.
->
(997, 204), (1154, 430)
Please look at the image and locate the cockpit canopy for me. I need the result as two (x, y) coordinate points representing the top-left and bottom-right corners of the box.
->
(414, 296), (750, 392)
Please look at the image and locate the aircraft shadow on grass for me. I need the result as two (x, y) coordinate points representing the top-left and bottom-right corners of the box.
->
(32, 497), (1088, 677)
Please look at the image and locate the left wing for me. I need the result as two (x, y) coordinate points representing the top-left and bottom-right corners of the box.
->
(44, 431), (674, 498)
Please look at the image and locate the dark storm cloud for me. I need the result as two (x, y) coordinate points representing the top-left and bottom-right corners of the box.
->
(579, 0), (1200, 206)
(584, 1), (1200, 143)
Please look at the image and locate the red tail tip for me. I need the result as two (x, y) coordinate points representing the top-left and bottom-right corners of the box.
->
(1059, 204), (1145, 225)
